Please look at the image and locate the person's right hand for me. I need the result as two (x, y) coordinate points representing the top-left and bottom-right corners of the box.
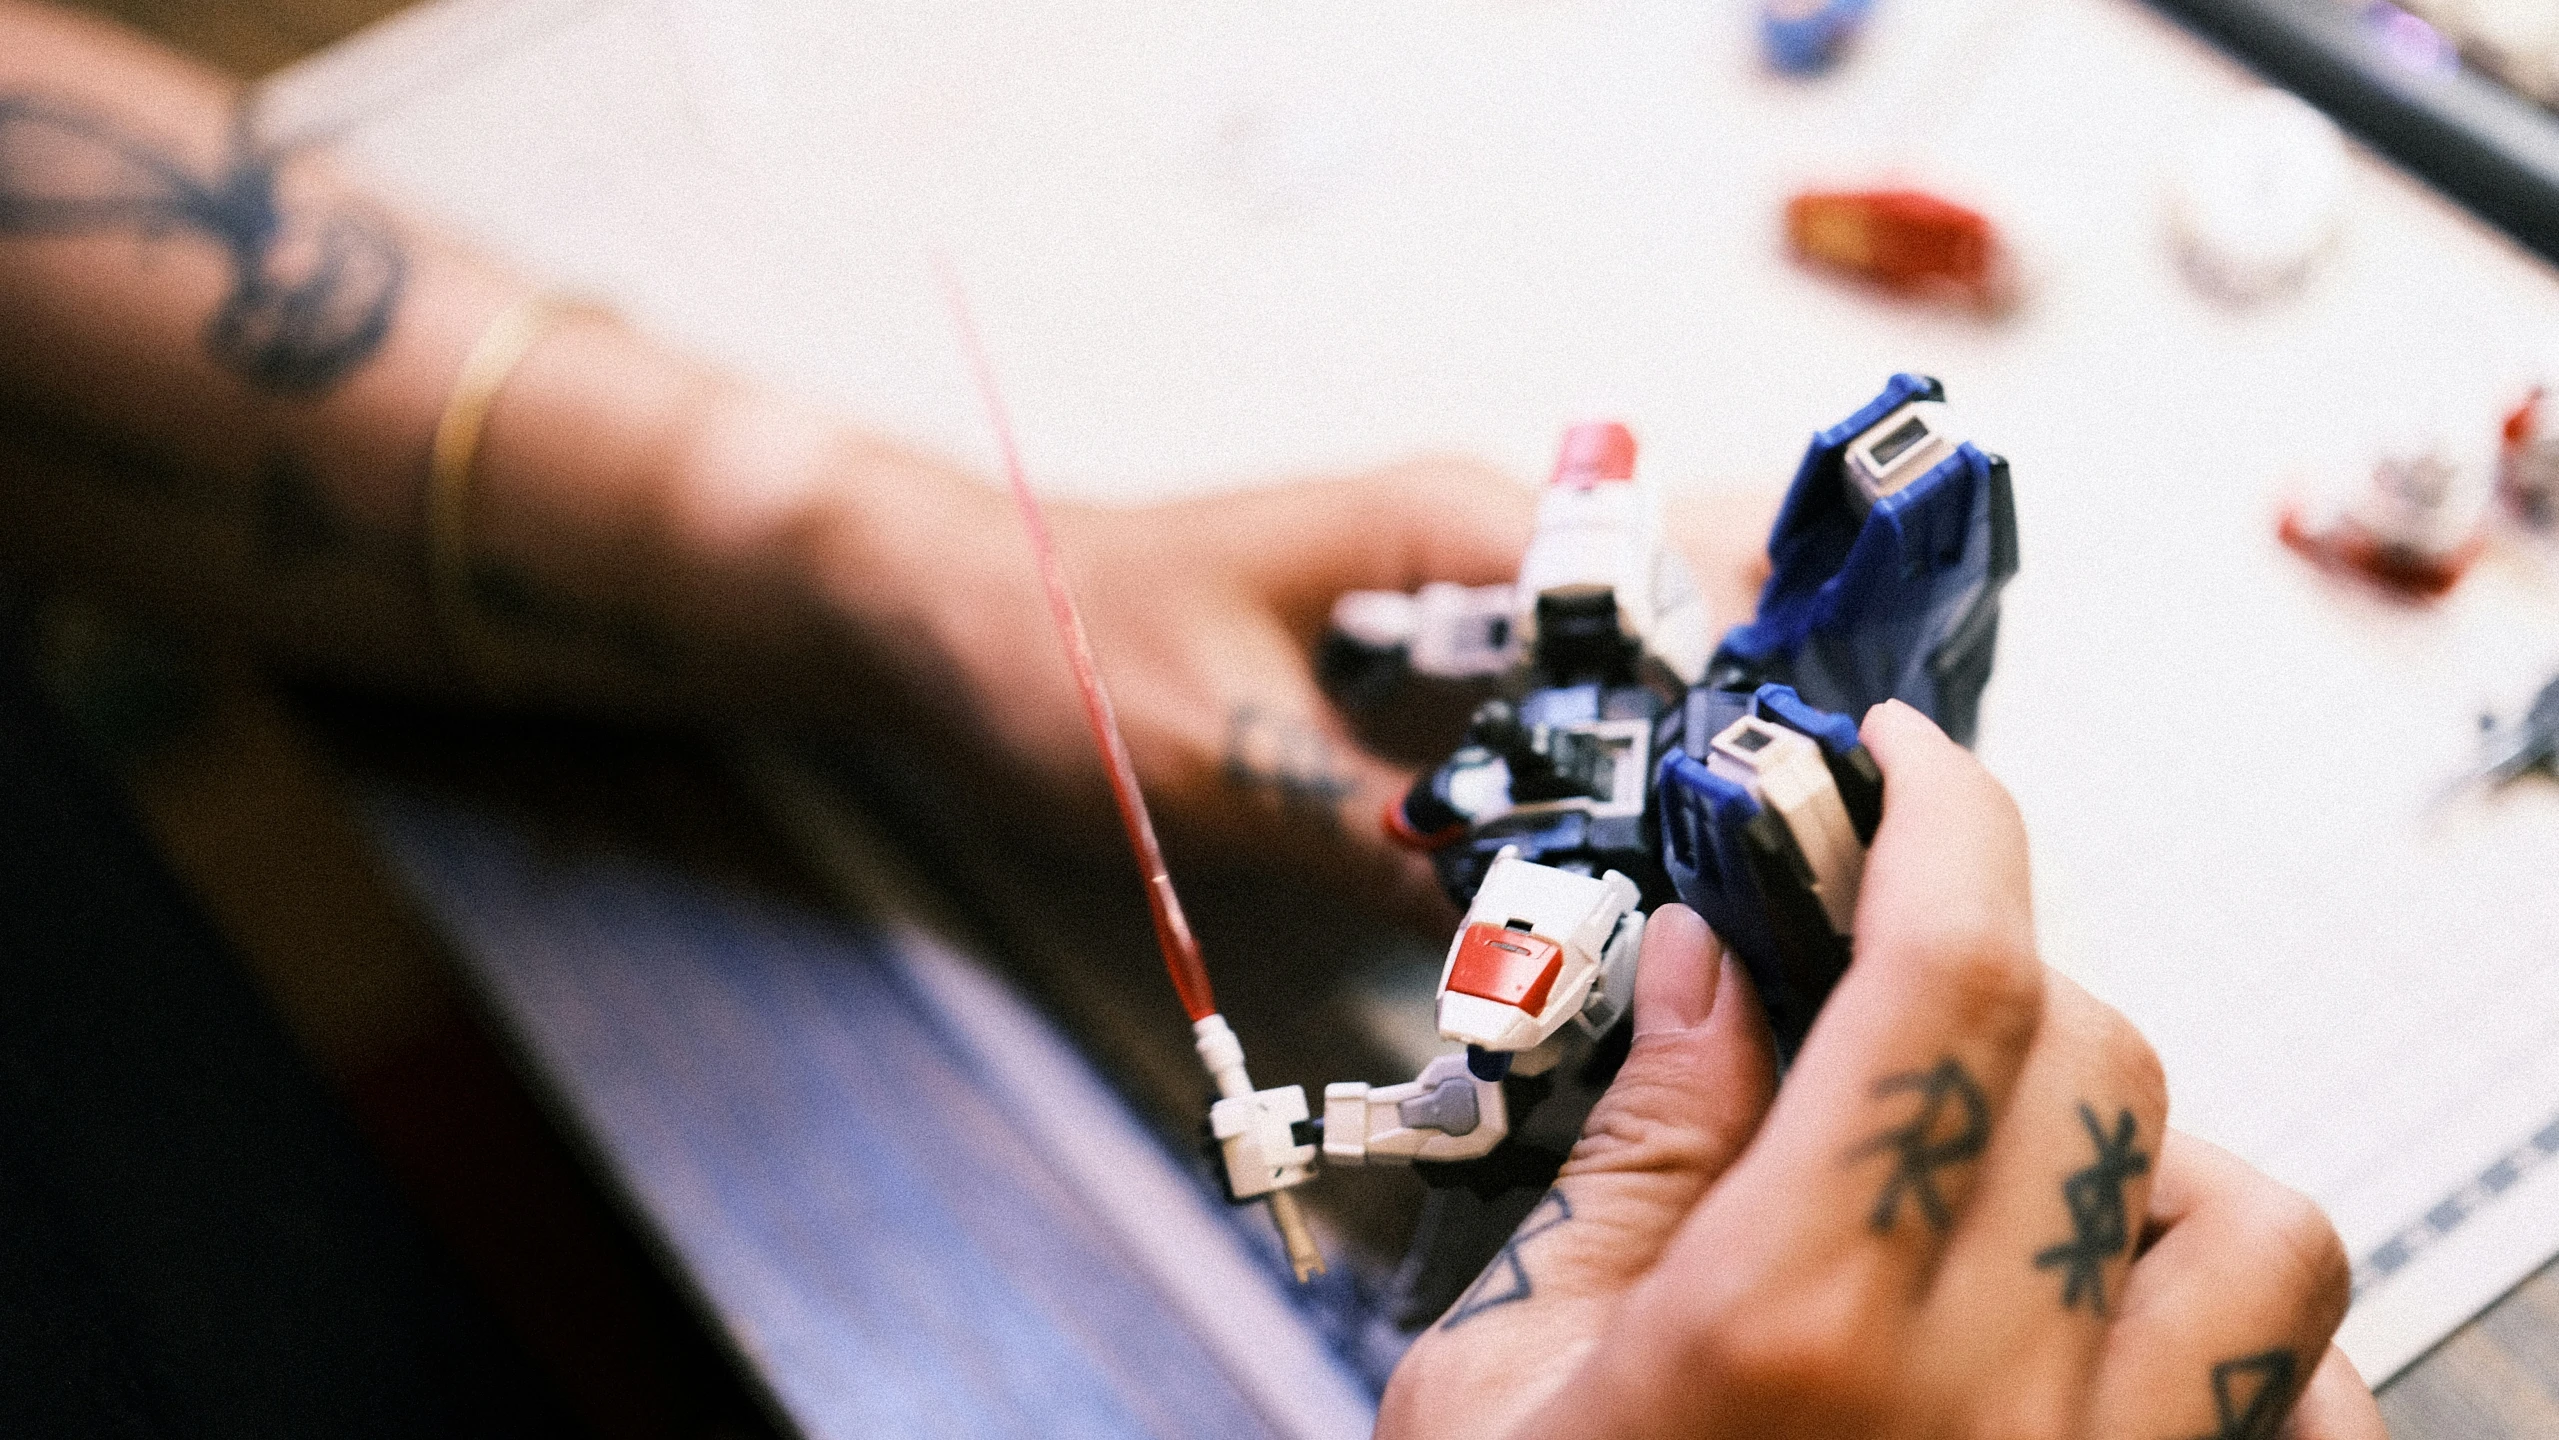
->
(1379, 700), (2385, 1439)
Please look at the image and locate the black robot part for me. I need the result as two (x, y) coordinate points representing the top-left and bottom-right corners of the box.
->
(1531, 586), (1637, 687)
(1464, 699), (1621, 806)
(1738, 808), (1852, 1060)
(1923, 454), (2018, 749)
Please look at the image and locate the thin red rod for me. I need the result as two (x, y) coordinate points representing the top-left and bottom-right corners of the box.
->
(936, 264), (1219, 1022)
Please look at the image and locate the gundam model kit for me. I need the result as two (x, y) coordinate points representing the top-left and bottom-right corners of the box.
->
(950, 291), (2019, 1314)
(1245, 373), (2016, 1236)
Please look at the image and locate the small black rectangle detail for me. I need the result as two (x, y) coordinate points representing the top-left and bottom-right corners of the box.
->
(1870, 416), (1930, 468)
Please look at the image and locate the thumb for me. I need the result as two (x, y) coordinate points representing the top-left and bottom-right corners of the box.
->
(1380, 906), (1777, 1438)
(1552, 904), (1780, 1283)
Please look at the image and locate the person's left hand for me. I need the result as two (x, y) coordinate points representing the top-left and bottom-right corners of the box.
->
(833, 454), (1525, 923)
(825, 447), (1769, 925)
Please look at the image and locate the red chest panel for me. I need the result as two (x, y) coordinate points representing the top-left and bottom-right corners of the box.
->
(1446, 923), (1565, 1015)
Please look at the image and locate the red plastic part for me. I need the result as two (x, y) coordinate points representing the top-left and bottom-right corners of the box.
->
(2504, 388), (2541, 446)
(1551, 421), (1637, 488)
(1786, 189), (1997, 301)
(1446, 923), (1565, 1015)
(942, 264), (1220, 1021)
(2277, 502), (2483, 602)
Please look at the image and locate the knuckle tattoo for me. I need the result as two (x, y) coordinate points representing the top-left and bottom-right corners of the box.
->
(2033, 1102), (2151, 1315)
(1437, 1188), (1572, 1330)
(1221, 703), (1353, 824)
(1850, 1057), (1992, 1236)
(2185, 1350), (2300, 1440)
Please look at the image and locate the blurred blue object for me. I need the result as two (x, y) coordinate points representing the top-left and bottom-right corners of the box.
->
(1763, 0), (1878, 74)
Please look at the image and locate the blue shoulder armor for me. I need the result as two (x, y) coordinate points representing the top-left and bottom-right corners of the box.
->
(1710, 372), (2018, 745)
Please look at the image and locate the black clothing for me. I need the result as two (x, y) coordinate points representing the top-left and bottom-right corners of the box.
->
(0, 646), (567, 1438)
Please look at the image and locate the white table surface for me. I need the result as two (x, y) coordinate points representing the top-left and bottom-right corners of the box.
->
(268, 0), (2559, 1385)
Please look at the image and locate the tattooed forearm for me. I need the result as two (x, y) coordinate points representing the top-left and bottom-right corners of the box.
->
(1852, 1057), (1991, 1234)
(2187, 1350), (2298, 1440)
(6, 412), (674, 671)
(1223, 704), (1354, 821)
(0, 96), (404, 393)
(2034, 1103), (2149, 1314)
(1439, 1188), (1571, 1329)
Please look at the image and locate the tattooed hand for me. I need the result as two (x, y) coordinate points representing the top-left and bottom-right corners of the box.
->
(806, 454), (1530, 920)
(829, 455), (1767, 924)
(1380, 702), (2385, 1439)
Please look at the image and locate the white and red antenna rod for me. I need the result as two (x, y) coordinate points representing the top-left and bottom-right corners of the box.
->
(936, 263), (1326, 1281)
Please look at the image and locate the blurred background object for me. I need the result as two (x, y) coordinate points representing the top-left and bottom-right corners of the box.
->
(68, 0), (407, 73)
(2147, 0), (2559, 266)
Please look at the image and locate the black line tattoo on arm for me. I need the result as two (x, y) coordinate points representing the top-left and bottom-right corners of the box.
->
(2034, 1103), (2149, 1314)
(1439, 1188), (1570, 1329)
(1851, 1057), (1990, 1234)
(2186, 1350), (2298, 1440)
(0, 96), (404, 393)
(1222, 704), (1354, 822)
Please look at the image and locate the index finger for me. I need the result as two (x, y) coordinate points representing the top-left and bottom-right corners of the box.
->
(1819, 696), (2040, 1066)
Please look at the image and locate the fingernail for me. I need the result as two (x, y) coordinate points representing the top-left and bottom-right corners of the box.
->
(1634, 903), (1723, 1036)
(1861, 697), (1944, 747)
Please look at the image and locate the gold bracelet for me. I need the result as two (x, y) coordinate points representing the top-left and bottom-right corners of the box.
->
(426, 293), (595, 680)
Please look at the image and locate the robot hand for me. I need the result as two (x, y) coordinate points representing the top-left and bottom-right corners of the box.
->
(1213, 845), (1644, 1193)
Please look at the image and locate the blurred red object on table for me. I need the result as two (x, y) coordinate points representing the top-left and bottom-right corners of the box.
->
(2279, 439), (2488, 601)
(1785, 187), (2006, 307)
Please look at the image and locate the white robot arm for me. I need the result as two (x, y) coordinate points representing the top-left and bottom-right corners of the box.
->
(1209, 849), (1644, 1191)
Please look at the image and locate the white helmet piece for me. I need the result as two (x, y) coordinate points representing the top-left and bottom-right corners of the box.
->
(1513, 421), (1710, 690)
